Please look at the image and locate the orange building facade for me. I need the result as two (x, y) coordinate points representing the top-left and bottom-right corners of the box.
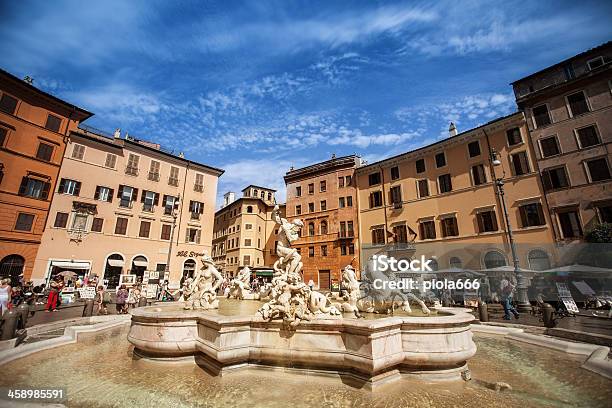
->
(0, 70), (92, 283)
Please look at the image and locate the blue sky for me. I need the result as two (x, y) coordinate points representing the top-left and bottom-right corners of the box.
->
(1, 0), (611, 204)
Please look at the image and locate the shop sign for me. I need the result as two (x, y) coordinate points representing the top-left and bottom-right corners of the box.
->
(176, 250), (206, 257)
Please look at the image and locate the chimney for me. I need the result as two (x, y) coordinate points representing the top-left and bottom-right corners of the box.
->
(449, 122), (457, 137)
(113, 128), (121, 139)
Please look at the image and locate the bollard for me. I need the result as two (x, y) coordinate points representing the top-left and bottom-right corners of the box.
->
(542, 303), (556, 328)
(17, 303), (29, 329)
(478, 301), (489, 322)
(1, 309), (19, 340)
(82, 299), (95, 317)
(138, 297), (147, 307)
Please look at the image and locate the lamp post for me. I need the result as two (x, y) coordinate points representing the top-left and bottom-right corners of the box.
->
(491, 151), (531, 313)
(164, 195), (181, 283)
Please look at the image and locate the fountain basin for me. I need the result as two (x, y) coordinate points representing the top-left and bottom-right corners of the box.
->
(128, 302), (477, 388)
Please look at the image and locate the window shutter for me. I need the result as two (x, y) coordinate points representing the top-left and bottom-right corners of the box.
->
(154, 193), (159, 206)
(196, 230), (201, 244)
(94, 186), (100, 200)
(519, 207), (527, 228)
(58, 178), (66, 193)
(74, 181), (81, 196)
(369, 194), (373, 208)
(477, 214), (484, 233)
(141, 190), (147, 203)
(536, 204), (545, 224)
(199, 203), (204, 214)
(189, 200), (194, 212)
(163, 195), (168, 205)
(185, 228), (190, 242)
(491, 213), (498, 231)
(132, 188), (138, 201)
(19, 177), (28, 195)
(107, 189), (113, 203)
(117, 185), (124, 198)
(541, 172), (552, 191)
(41, 181), (50, 200)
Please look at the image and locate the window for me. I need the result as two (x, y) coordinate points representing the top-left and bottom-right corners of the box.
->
(148, 161), (161, 181)
(321, 245), (328, 257)
(36, 142), (54, 161)
(115, 217), (128, 235)
(296, 205), (301, 215)
(557, 209), (582, 239)
(169, 166), (179, 186)
(308, 183), (314, 194)
(71, 213), (87, 231)
(587, 56), (605, 70)
(415, 159), (425, 173)
(296, 186), (302, 196)
(519, 202), (546, 227)
(477, 210), (498, 233)
(194, 173), (204, 192)
(163, 195), (176, 215)
(92, 186), (111, 202)
(576, 125), (600, 148)
(506, 127), (522, 145)
(349, 243), (355, 255)
(118, 185), (137, 208)
(346, 196), (353, 207)
(347, 221), (354, 237)
(308, 222), (315, 236)
(441, 217), (459, 237)
(189, 200), (204, 219)
(567, 91), (589, 116)
(528, 250), (551, 271)
(245, 223), (252, 230)
(245, 239), (252, 246)
(0, 126), (7, 146)
(371, 228), (385, 245)
(533, 105), (551, 128)
(0, 93), (18, 114)
(438, 174), (452, 193)
(471, 164), (487, 186)
(338, 177), (344, 188)
(308, 202), (314, 212)
(45, 114), (62, 132)
(393, 225), (408, 243)
(320, 200), (327, 211)
(345, 175), (352, 186)
(159, 224), (171, 240)
(138, 221), (151, 238)
(320, 180), (326, 192)
(308, 247), (315, 257)
(243, 256), (251, 266)
(54, 212), (68, 228)
(585, 158), (611, 182)
(14, 213), (34, 231)
(369, 191), (382, 208)
(246, 205), (253, 213)
(369, 172), (381, 186)
(539, 136), (560, 157)
(390, 166), (400, 180)
(511, 152), (530, 176)
(340, 221), (347, 237)
(596, 204), (612, 223)
(71, 144), (85, 160)
(339, 197), (345, 208)
(341, 244), (347, 256)
(419, 220), (436, 240)
(320, 220), (328, 234)
(126, 154), (139, 176)
(18, 177), (50, 199)
(141, 190), (158, 212)
(542, 167), (569, 191)
(91, 218), (104, 233)
(435, 152), (446, 168)
(417, 179), (429, 198)
(484, 251), (507, 269)
(186, 228), (201, 243)
(390, 186), (402, 205)
(563, 63), (575, 80)
(57, 178), (81, 196)
(104, 153), (117, 169)
(468, 141), (481, 157)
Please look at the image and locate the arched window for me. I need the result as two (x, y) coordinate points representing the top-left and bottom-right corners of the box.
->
(320, 220), (328, 235)
(449, 257), (462, 269)
(182, 259), (196, 283)
(528, 249), (550, 271)
(484, 251), (507, 269)
(247, 206), (253, 213)
(131, 256), (148, 279)
(308, 222), (315, 236)
(104, 254), (124, 289)
(0, 255), (25, 286)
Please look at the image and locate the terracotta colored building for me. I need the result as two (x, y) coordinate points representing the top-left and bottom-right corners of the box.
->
(284, 155), (361, 290)
(31, 127), (223, 288)
(0, 69), (92, 284)
(355, 113), (557, 274)
(212, 186), (284, 279)
(511, 41), (612, 243)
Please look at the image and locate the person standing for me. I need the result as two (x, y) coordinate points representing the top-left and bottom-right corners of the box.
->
(0, 279), (12, 315)
(45, 276), (61, 312)
(500, 277), (519, 320)
(116, 285), (129, 314)
(95, 286), (108, 315)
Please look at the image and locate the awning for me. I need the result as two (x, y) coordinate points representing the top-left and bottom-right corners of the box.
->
(51, 260), (91, 270)
(107, 259), (125, 267)
(255, 270), (273, 277)
(132, 260), (148, 267)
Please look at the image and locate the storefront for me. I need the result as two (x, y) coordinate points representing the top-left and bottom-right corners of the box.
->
(46, 259), (91, 286)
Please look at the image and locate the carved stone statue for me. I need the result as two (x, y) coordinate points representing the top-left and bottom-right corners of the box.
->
(335, 265), (363, 318)
(227, 266), (251, 300)
(184, 255), (223, 310)
(257, 205), (341, 326)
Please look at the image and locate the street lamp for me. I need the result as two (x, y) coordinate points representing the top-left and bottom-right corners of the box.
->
(164, 195), (181, 283)
(491, 150), (531, 313)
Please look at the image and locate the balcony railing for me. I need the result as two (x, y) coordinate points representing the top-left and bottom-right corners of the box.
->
(190, 212), (201, 220)
(168, 177), (179, 187)
(337, 231), (355, 239)
(194, 184), (203, 192)
(148, 172), (160, 182)
(142, 204), (155, 212)
(119, 199), (133, 209)
(125, 166), (139, 176)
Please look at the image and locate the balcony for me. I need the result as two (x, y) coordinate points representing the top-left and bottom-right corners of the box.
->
(337, 231), (355, 239)
(148, 172), (160, 182)
(168, 177), (179, 187)
(125, 166), (139, 176)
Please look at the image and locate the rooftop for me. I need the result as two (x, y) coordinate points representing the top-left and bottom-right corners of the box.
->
(284, 154), (360, 183)
(242, 184), (277, 192)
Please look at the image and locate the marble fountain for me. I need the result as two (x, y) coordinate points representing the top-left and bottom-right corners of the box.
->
(128, 207), (477, 389)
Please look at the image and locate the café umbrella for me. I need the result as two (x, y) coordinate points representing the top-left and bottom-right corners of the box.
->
(479, 265), (539, 277)
(539, 264), (612, 277)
